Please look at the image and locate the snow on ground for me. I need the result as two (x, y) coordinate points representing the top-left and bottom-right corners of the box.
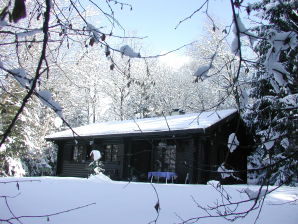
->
(1, 176), (297, 224)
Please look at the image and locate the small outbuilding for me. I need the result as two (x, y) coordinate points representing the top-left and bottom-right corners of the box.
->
(46, 109), (252, 184)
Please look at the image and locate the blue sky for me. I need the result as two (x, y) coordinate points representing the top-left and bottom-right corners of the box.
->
(112, 0), (233, 54)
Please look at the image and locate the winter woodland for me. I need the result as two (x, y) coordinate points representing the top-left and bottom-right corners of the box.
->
(0, 0), (297, 223)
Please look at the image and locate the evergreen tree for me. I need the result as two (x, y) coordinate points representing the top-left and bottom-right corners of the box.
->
(245, 0), (298, 185)
(0, 77), (57, 176)
(88, 150), (104, 176)
(0, 79), (28, 176)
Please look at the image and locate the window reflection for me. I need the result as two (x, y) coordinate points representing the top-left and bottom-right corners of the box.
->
(73, 145), (85, 162)
(155, 141), (176, 172)
(104, 144), (120, 162)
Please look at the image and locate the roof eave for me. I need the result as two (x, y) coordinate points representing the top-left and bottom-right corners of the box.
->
(45, 128), (206, 142)
(46, 110), (238, 142)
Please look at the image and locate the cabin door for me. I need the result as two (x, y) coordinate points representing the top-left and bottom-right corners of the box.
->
(130, 140), (152, 181)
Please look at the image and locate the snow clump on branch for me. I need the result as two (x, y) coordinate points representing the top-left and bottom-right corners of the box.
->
(193, 52), (216, 82)
(90, 150), (101, 161)
(16, 29), (42, 38)
(231, 14), (257, 55)
(193, 64), (213, 82)
(243, 187), (267, 200)
(264, 31), (297, 94)
(86, 23), (101, 43)
(207, 180), (221, 188)
(227, 133), (239, 153)
(120, 45), (141, 58)
(37, 90), (63, 118)
(11, 68), (31, 88)
(0, 18), (8, 29)
(218, 163), (241, 181)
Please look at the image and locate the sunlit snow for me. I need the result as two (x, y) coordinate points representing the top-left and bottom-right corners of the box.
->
(46, 109), (237, 139)
(1, 176), (297, 224)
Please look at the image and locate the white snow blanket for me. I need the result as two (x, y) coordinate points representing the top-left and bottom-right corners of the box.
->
(1, 176), (297, 224)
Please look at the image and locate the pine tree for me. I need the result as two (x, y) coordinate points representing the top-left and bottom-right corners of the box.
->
(245, 0), (298, 185)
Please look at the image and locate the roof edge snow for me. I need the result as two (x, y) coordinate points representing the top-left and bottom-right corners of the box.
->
(46, 109), (238, 141)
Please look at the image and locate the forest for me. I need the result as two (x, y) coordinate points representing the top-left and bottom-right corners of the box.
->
(0, 0), (297, 185)
(0, 0), (297, 223)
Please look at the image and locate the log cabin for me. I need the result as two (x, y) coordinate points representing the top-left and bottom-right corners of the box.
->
(46, 109), (252, 184)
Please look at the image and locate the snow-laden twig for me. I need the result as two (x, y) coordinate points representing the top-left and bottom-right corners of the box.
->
(0, 0), (52, 148)
(193, 52), (216, 82)
(15, 29), (42, 38)
(180, 183), (273, 223)
(2, 202), (96, 223)
(217, 163), (242, 181)
(36, 90), (63, 118)
(148, 183), (161, 224)
(227, 133), (239, 153)
(120, 45), (141, 58)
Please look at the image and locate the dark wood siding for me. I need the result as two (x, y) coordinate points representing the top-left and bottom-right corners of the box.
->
(53, 113), (250, 184)
(58, 142), (92, 178)
(175, 139), (191, 183)
(61, 161), (90, 177)
(130, 140), (152, 181)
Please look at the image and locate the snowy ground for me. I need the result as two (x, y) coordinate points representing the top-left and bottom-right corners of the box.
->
(1, 175), (297, 224)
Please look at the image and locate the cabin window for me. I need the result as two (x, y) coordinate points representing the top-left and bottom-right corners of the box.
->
(73, 145), (85, 162)
(103, 144), (120, 162)
(155, 141), (176, 172)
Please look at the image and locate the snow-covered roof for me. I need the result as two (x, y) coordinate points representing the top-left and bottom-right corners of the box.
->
(46, 109), (237, 140)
